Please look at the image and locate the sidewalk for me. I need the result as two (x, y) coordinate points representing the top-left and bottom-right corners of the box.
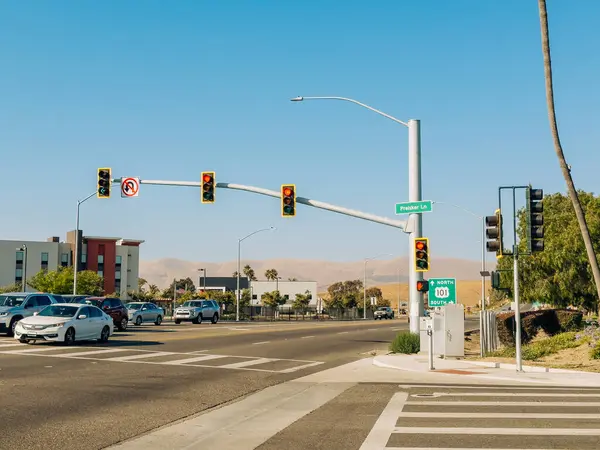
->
(373, 353), (600, 386)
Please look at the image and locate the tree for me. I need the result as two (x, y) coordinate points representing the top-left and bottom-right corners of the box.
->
(366, 287), (383, 301)
(168, 278), (196, 293)
(240, 288), (252, 307)
(288, 277), (298, 281)
(495, 192), (600, 310)
(292, 291), (311, 311)
(138, 278), (148, 291)
(378, 298), (392, 307)
(0, 283), (21, 293)
(243, 265), (257, 281)
(538, 0), (600, 308)
(264, 269), (279, 281)
(27, 267), (103, 296)
(325, 280), (363, 309)
(262, 290), (285, 307)
(232, 271), (239, 278)
(148, 284), (160, 296)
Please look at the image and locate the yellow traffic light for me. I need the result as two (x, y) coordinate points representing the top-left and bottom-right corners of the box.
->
(414, 237), (429, 272)
(201, 172), (215, 203)
(281, 184), (296, 217)
(97, 168), (111, 199)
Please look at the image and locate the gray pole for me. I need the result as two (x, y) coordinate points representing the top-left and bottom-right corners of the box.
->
(203, 270), (206, 291)
(22, 246), (27, 293)
(236, 239), (241, 322)
(397, 267), (401, 317)
(480, 217), (486, 358)
(408, 119), (424, 334)
(73, 192), (95, 295)
(514, 246), (522, 372)
(363, 260), (367, 319)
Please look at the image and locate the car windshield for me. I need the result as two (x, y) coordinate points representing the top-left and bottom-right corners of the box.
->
(81, 299), (102, 307)
(181, 301), (201, 307)
(377, 307), (388, 311)
(126, 303), (143, 310)
(38, 305), (79, 317)
(0, 295), (26, 307)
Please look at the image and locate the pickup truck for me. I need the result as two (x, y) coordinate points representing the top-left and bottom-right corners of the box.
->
(374, 306), (395, 320)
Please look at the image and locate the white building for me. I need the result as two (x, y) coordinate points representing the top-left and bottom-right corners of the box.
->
(249, 280), (319, 310)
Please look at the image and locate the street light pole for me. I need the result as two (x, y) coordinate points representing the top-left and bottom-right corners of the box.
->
(237, 227), (275, 322)
(198, 268), (207, 291)
(363, 253), (393, 319)
(291, 96), (424, 333)
(17, 245), (28, 292)
(73, 191), (96, 295)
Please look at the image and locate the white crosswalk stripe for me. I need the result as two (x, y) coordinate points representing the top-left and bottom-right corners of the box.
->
(0, 343), (324, 373)
(361, 385), (600, 450)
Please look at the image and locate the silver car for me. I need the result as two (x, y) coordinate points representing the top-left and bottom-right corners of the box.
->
(174, 300), (219, 325)
(0, 292), (60, 336)
(125, 302), (164, 326)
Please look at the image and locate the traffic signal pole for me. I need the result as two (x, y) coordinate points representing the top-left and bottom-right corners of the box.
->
(73, 191), (96, 295)
(408, 119), (424, 334)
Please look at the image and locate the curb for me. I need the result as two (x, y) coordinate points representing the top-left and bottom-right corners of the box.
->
(461, 359), (598, 375)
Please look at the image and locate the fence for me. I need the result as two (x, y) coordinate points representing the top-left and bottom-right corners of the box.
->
(218, 305), (377, 322)
(480, 310), (500, 354)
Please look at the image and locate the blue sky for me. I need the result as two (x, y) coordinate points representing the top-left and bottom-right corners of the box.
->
(1, 0), (599, 266)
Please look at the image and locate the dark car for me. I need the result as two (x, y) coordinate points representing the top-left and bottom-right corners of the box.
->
(80, 297), (128, 331)
(60, 294), (93, 303)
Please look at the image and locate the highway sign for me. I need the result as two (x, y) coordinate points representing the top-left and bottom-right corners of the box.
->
(395, 200), (433, 215)
(121, 177), (140, 198)
(428, 278), (457, 307)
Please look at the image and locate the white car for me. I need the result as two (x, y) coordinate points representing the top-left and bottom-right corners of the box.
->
(14, 303), (113, 345)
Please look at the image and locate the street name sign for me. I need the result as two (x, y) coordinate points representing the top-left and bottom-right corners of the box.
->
(428, 278), (457, 307)
(121, 177), (140, 198)
(395, 200), (433, 215)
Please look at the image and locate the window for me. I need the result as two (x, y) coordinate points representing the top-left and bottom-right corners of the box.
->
(16, 251), (23, 262)
(41, 252), (49, 262)
(116, 255), (122, 264)
(252, 294), (257, 300)
(97, 255), (104, 264)
(15, 268), (23, 278)
(37, 295), (52, 306)
(115, 270), (121, 280)
(61, 253), (69, 267)
(97, 270), (104, 278)
(81, 254), (87, 263)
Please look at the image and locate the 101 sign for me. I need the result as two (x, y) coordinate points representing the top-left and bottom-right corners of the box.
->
(427, 278), (457, 307)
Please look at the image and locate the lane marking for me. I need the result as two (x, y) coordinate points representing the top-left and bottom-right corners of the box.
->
(405, 400), (600, 406)
(60, 349), (129, 358)
(337, 331), (349, 335)
(360, 392), (408, 450)
(2, 346), (70, 353)
(392, 426), (600, 435)
(387, 448), (548, 450)
(397, 412), (600, 419)
(0, 342), (26, 348)
(253, 341), (270, 345)
(301, 336), (315, 339)
(398, 384), (600, 391)
(219, 358), (276, 369)
(105, 351), (177, 362)
(162, 354), (227, 365)
(425, 391), (600, 398)
(279, 361), (325, 373)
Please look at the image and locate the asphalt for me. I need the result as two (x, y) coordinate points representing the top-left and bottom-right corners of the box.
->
(258, 383), (600, 450)
(0, 317), (434, 450)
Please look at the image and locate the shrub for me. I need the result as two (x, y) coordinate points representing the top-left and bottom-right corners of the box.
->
(590, 342), (600, 360)
(491, 332), (580, 361)
(496, 309), (583, 346)
(390, 332), (420, 354)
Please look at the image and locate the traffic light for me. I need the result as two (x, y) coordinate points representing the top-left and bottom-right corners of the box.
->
(416, 279), (429, 293)
(97, 168), (111, 199)
(281, 184), (296, 217)
(485, 209), (503, 258)
(526, 187), (544, 253)
(414, 238), (429, 272)
(201, 172), (215, 203)
(491, 271), (501, 289)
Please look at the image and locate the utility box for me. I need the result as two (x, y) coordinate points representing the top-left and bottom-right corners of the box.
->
(419, 304), (465, 358)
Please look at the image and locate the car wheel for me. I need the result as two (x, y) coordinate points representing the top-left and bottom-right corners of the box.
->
(155, 315), (162, 326)
(64, 327), (75, 346)
(119, 317), (128, 331)
(135, 316), (142, 326)
(8, 317), (21, 337)
(211, 313), (218, 324)
(174, 319), (181, 324)
(99, 326), (110, 342)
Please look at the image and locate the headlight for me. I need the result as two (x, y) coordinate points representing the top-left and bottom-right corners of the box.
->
(0, 312), (8, 316)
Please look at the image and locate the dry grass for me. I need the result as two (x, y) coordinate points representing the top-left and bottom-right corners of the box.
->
(319, 280), (487, 311)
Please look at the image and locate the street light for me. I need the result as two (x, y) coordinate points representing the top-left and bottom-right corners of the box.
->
(73, 191), (96, 295)
(363, 253), (393, 319)
(198, 268), (207, 292)
(17, 245), (27, 292)
(291, 95), (424, 333)
(237, 227), (276, 321)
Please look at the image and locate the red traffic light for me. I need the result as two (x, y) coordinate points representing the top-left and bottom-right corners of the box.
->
(283, 187), (293, 197)
(415, 241), (426, 250)
(203, 174), (213, 183)
(416, 280), (429, 292)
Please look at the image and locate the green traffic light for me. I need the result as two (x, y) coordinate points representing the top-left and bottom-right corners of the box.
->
(203, 192), (214, 201)
(416, 260), (428, 269)
(283, 205), (294, 215)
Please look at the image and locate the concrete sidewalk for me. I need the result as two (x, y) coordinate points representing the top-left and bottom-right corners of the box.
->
(373, 353), (600, 386)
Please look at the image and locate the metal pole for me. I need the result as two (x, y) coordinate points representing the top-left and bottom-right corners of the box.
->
(203, 271), (206, 291)
(408, 119), (424, 334)
(236, 239), (241, 322)
(428, 329), (434, 370)
(480, 216), (486, 357)
(22, 246), (27, 293)
(73, 192), (95, 295)
(397, 267), (401, 317)
(512, 187), (523, 372)
(173, 278), (177, 313)
(363, 260), (367, 319)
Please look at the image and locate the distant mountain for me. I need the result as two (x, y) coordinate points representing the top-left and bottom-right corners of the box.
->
(139, 257), (495, 291)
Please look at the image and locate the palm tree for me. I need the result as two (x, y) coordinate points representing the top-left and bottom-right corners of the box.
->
(243, 265), (256, 281)
(138, 278), (148, 291)
(264, 269), (278, 281)
(538, 0), (600, 308)
(232, 271), (239, 278)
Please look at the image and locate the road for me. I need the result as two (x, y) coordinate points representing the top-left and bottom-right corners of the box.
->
(0, 317), (441, 450)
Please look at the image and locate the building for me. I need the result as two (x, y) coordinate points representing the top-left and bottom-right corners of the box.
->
(196, 276), (318, 310)
(0, 231), (144, 299)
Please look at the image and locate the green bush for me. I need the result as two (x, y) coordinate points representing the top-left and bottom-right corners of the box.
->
(496, 309), (583, 346)
(490, 332), (580, 361)
(590, 342), (600, 360)
(390, 332), (420, 354)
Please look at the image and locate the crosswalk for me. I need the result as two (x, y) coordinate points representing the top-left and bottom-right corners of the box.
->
(360, 384), (600, 450)
(0, 341), (324, 373)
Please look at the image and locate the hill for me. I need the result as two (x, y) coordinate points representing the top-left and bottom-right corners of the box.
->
(140, 256), (495, 292)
